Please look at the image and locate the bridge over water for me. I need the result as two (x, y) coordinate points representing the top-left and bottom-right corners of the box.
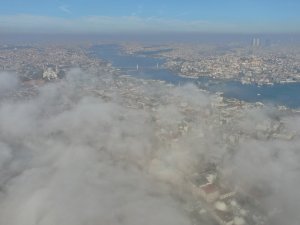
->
(118, 63), (164, 71)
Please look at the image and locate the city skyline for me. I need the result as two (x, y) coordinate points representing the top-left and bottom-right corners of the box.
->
(0, 0), (300, 34)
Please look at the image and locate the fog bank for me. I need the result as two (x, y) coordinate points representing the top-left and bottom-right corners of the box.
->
(0, 70), (299, 225)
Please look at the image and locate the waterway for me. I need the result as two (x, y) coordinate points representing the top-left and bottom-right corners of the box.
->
(91, 44), (300, 109)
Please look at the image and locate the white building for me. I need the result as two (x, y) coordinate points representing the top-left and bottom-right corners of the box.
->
(43, 66), (58, 80)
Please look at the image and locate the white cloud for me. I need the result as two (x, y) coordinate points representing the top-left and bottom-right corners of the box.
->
(0, 69), (300, 224)
(59, 5), (71, 14)
(0, 14), (262, 33)
(0, 70), (193, 225)
(0, 72), (19, 93)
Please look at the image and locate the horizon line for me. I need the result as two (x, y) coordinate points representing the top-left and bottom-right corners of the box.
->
(0, 14), (299, 34)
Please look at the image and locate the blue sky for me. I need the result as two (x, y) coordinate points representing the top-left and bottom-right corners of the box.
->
(0, 0), (299, 33)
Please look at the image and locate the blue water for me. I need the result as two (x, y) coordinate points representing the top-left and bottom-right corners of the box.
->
(91, 45), (300, 109)
(91, 44), (162, 68)
(135, 49), (173, 56)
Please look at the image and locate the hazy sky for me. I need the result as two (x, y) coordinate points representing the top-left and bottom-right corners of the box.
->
(1, 0), (300, 33)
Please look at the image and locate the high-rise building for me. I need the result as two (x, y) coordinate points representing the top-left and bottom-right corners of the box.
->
(256, 37), (260, 47)
(251, 37), (261, 47)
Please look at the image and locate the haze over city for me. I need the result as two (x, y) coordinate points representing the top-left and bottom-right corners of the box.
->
(1, 0), (300, 33)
